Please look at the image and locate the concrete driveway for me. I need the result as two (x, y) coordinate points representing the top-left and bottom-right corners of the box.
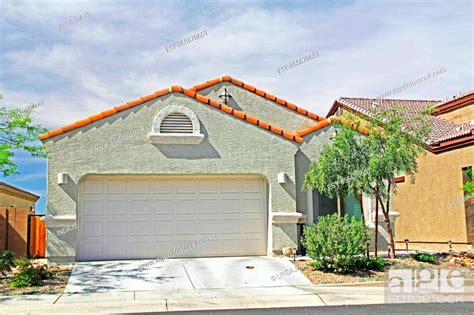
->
(65, 256), (311, 293)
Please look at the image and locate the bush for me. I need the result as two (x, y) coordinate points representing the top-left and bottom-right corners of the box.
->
(411, 252), (437, 264)
(0, 250), (16, 275)
(360, 257), (385, 271)
(302, 213), (369, 274)
(9, 258), (52, 288)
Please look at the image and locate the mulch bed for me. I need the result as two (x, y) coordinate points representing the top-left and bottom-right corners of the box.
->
(294, 252), (474, 285)
(0, 262), (72, 296)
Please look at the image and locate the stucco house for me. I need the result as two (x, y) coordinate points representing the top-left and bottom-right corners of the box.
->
(40, 75), (372, 262)
(328, 90), (474, 250)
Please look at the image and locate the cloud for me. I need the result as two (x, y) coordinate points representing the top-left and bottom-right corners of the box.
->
(0, 0), (471, 127)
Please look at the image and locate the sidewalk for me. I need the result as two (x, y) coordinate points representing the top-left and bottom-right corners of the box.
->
(0, 283), (471, 314)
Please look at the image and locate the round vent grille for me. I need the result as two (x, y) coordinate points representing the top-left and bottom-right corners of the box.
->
(160, 113), (193, 134)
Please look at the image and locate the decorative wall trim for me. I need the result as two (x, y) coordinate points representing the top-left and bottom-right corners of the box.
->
(42, 215), (76, 227)
(272, 212), (305, 224)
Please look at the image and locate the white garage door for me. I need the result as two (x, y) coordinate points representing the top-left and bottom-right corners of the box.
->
(78, 175), (267, 260)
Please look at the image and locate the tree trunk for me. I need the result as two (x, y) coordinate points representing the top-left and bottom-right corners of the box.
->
(383, 181), (396, 258)
(374, 187), (379, 257)
(359, 194), (370, 259)
(383, 211), (396, 259)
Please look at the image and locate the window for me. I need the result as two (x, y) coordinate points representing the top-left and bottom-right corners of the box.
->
(148, 106), (204, 144)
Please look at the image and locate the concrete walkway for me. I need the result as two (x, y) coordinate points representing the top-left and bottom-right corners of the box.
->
(3, 283), (472, 314)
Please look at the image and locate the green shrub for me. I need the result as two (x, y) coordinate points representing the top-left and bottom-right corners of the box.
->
(0, 250), (16, 275)
(9, 258), (52, 288)
(302, 213), (369, 274)
(361, 257), (385, 271)
(411, 252), (437, 264)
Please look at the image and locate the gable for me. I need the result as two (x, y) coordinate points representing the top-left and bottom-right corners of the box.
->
(194, 81), (316, 133)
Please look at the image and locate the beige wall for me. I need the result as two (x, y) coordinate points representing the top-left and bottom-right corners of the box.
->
(393, 146), (474, 244)
(335, 106), (473, 249)
(437, 105), (474, 123)
(0, 192), (36, 209)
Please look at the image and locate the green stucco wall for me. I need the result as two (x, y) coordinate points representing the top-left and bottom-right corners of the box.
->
(43, 89), (334, 261)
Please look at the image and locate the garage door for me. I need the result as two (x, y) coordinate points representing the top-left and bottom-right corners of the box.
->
(78, 175), (267, 260)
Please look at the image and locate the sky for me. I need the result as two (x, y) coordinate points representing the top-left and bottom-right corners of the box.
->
(0, 0), (472, 214)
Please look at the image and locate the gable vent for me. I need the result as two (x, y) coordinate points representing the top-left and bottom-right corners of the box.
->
(160, 113), (194, 134)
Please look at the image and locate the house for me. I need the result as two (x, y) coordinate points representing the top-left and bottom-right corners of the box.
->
(40, 75), (371, 262)
(327, 90), (474, 250)
(0, 181), (39, 210)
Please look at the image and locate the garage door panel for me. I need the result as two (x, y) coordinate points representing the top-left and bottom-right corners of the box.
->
(153, 180), (174, 193)
(82, 200), (103, 216)
(196, 199), (219, 213)
(79, 176), (267, 260)
(174, 199), (195, 214)
(198, 220), (219, 234)
(106, 221), (127, 236)
(221, 199), (241, 213)
(128, 179), (151, 193)
(105, 200), (127, 216)
(129, 199), (151, 214)
(128, 220), (150, 235)
(82, 221), (103, 237)
(106, 180), (127, 194)
(176, 220), (197, 235)
(154, 199), (173, 214)
(175, 180), (196, 193)
(83, 180), (103, 194)
(198, 179), (219, 193)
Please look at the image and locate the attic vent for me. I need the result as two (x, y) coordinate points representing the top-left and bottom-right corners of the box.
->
(160, 113), (193, 134)
(148, 105), (204, 144)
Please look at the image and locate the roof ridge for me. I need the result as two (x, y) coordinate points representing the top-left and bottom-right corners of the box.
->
(39, 84), (303, 143)
(0, 181), (40, 199)
(190, 75), (326, 122)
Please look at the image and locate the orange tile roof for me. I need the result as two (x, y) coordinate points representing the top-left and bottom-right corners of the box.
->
(39, 85), (305, 143)
(190, 75), (325, 122)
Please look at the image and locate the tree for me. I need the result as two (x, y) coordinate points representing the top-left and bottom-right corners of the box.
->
(304, 124), (372, 257)
(0, 95), (47, 177)
(305, 103), (432, 258)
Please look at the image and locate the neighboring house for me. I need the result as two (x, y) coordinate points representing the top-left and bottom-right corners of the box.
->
(0, 182), (40, 256)
(0, 181), (39, 210)
(327, 90), (474, 250)
(40, 75), (368, 262)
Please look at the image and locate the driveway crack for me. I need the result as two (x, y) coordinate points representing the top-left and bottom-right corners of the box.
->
(182, 263), (196, 290)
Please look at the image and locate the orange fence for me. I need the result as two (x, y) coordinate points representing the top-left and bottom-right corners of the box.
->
(0, 208), (46, 258)
(29, 215), (46, 258)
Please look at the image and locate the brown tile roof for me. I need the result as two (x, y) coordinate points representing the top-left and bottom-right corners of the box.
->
(328, 96), (473, 151)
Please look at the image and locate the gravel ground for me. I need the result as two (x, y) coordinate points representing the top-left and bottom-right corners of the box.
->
(0, 262), (72, 296)
(294, 252), (473, 285)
